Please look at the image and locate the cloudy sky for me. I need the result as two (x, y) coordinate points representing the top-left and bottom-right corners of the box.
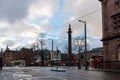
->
(0, 0), (102, 51)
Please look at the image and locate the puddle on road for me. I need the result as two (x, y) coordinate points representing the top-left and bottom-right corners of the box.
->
(12, 73), (32, 80)
(33, 77), (66, 80)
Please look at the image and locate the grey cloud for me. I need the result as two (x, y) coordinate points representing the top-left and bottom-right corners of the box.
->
(64, 0), (101, 17)
(0, 21), (41, 49)
(0, 0), (33, 23)
(1, 39), (15, 47)
(39, 20), (52, 33)
(62, 0), (102, 38)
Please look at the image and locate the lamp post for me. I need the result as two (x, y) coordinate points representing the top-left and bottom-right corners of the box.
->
(78, 20), (87, 62)
(78, 20), (87, 52)
(49, 39), (54, 61)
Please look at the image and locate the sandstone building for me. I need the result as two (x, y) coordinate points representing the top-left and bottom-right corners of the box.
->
(99, 0), (120, 69)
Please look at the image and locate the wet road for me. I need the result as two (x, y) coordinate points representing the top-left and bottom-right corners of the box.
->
(0, 67), (120, 80)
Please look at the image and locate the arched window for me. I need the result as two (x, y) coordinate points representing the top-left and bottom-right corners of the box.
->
(118, 46), (120, 60)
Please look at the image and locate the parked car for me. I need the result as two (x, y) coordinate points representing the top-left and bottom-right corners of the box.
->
(0, 57), (3, 70)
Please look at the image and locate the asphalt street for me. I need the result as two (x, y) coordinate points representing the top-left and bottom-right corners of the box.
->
(0, 67), (120, 80)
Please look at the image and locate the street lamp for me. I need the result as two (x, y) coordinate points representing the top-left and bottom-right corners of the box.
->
(78, 20), (88, 62)
(78, 20), (87, 52)
(49, 39), (54, 61)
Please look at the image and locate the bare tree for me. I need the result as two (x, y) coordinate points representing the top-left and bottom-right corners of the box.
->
(73, 36), (85, 53)
(31, 42), (38, 63)
(37, 33), (45, 50)
(31, 42), (37, 51)
(36, 33), (46, 66)
(72, 36), (85, 61)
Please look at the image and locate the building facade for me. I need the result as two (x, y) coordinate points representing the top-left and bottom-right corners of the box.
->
(3, 47), (34, 66)
(99, 0), (120, 69)
(91, 47), (103, 57)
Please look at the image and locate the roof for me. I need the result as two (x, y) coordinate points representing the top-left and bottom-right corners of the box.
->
(91, 47), (103, 52)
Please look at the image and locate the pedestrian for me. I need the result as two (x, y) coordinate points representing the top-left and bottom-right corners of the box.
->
(85, 61), (89, 70)
(93, 58), (97, 68)
(78, 61), (81, 69)
(0, 57), (3, 70)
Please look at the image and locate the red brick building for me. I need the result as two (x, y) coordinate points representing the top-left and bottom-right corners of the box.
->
(3, 47), (34, 66)
(3, 47), (13, 66)
(20, 48), (33, 66)
(3, 46), (20, 66)
(99, 0), (120, 69)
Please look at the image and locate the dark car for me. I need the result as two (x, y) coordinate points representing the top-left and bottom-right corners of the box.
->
(0, 57), (3, 70)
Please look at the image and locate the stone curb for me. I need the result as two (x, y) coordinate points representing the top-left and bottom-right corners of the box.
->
(89, 68), (120, 73)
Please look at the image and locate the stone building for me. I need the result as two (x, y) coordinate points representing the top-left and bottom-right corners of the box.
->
(99, 0), (120, 69)
(91, 47), (103, 57)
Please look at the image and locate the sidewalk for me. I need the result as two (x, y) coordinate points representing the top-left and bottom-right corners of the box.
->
(62, 66), (120, 73)
(89, 67), (120, 73)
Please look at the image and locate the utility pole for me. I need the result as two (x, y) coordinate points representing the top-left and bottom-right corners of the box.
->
(67, 24), (72, 66)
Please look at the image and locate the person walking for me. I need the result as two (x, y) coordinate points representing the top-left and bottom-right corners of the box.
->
(78, 61), (81, 69)
(0, 57), (3, 70)
(85, 61), (89, 70)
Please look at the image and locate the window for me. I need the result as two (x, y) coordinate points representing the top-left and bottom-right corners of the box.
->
(115, 0), (120, 8)
(112, 14), (120, 32)
(117, 46), (120, 60)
